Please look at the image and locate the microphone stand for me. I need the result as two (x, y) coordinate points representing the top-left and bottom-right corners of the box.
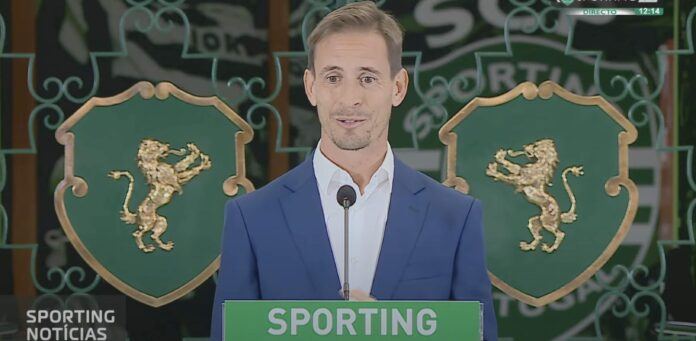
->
(336, 184), (356, 301)
(342, 198), (350, 301)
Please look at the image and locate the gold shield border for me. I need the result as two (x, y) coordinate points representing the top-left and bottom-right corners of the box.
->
(54, 81), (255, 307)
(439, 80), (639, 307)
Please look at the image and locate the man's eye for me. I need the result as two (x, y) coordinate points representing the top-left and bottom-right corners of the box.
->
(327, 76), (340, 83)
(361, 76), (376, 84)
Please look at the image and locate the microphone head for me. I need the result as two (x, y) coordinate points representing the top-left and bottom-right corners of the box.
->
(336, 185), (357, 208)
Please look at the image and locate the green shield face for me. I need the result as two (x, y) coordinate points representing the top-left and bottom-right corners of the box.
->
(561, 0), (575, 6)
(440, 81), (638, 306)
(55, 82), (253, 307)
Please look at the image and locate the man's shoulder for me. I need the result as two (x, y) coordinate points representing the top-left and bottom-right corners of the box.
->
(398, 161), (481, 230)
(225, 160), (313, 212)
(397, 160), (478, 216)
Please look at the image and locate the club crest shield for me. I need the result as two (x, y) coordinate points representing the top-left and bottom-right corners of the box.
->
(439, 81), (638, 306)
(55, 82), (253, 307)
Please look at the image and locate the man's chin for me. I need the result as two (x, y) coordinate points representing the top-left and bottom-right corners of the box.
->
(338, 145), (366, 151)
(332, 138), (369, 151)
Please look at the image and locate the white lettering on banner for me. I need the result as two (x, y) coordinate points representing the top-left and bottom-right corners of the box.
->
(291, 308), (311, 335)
(265, 307), (440, 336)
(313, 308), (332, 335)
(267, 308), (287, 335)
(417, 309), (438, 336)
(337, 308), (357, 336)
(392, 308), (413, 336)
(358, 308), (378, 335)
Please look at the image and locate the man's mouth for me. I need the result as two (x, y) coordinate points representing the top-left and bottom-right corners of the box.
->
(336, 118), (366, 129)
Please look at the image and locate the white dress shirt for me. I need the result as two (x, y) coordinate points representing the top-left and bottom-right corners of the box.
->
(313, 141), (394, 294)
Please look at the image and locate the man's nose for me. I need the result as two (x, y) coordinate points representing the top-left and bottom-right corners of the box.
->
(340, 80), (364, 107)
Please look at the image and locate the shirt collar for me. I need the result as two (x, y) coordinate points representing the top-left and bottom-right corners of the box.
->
(313, 140), (394, 198)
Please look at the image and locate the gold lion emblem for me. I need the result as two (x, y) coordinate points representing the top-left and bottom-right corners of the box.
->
(485, 139), (583, 253)
(108, 139), (212, 253)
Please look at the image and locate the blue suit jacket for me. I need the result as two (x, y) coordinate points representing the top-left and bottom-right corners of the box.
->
(211, 155), (498, 340)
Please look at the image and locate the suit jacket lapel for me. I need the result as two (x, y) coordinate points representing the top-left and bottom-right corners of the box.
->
(279, 156), (342, 299)
(371, 158), (429, 299)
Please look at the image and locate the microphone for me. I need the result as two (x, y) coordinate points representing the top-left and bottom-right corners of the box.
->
(336, 185), (357, 301)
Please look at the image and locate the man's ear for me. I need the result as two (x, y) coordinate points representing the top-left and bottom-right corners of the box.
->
(391, 68), (409, 107)
(304, 69), (317, 106)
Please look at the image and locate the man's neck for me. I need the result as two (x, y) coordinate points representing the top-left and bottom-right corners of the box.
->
(319, 138), (388, 194)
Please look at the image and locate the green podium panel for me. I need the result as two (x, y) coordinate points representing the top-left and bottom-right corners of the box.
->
(223, 300), (482, 340)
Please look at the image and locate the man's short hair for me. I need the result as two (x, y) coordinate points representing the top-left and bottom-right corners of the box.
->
(307, 1), (404, 77)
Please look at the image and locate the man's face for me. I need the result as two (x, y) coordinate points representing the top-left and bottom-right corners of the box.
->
(304, 30), (408, 151)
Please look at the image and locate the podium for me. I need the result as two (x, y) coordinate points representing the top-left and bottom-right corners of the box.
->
(223, 300), (482, 340)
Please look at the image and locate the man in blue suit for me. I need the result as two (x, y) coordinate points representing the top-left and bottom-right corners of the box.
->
(211, 2), (497, 340)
